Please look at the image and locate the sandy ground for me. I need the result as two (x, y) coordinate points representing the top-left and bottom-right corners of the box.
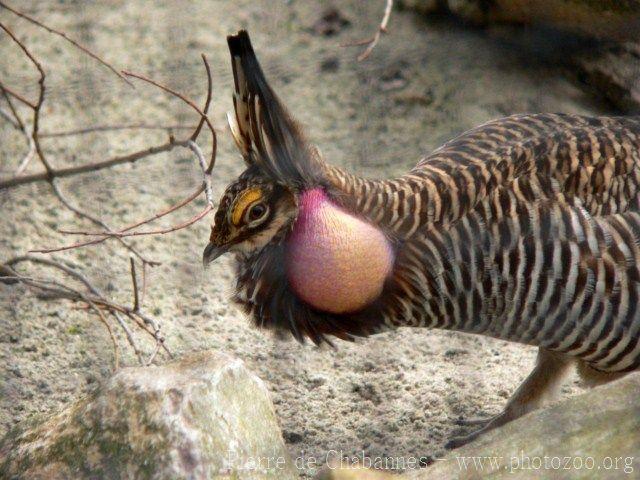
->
(0, 0), (612, 476)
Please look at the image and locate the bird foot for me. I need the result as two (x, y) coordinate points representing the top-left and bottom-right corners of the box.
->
(445, 429), (483, 449)
(454, 415), (492, 427)
(446, 413), (502, 449)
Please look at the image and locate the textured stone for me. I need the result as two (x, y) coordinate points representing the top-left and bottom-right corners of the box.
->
(408, 373), (640, 479)
(400, 0), (640, 40)
(401, 0), (640, 112)
(0, 352), (297, 480)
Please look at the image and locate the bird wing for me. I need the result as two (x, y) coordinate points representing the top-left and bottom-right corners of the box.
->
(415, 113), (640, 221)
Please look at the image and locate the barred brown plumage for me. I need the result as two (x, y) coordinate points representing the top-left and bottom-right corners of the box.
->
(203, 30), (640, 448)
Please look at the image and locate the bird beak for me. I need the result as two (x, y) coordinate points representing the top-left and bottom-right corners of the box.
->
(202, 242), (229, 267)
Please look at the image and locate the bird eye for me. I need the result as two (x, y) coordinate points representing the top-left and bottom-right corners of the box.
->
(247, 203), (267, 221)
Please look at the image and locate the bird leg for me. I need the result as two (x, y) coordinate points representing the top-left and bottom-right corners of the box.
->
(446, 348), (574, 449)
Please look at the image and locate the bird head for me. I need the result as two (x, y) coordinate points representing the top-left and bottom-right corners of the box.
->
(203, 168), (297, 263)
(202, 30), (393, 344)
(203, 30), (324, 266)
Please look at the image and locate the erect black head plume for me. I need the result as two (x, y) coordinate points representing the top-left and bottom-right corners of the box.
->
(227, 30), (322, 188)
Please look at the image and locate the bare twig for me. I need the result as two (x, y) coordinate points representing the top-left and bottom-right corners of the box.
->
(49, 205), (212, 242)
(129, 257), (140, 312)
(0, 0), (132, 86)
(113, 311), (142, 363)
(0, 90), (36, 175)
(51, 181), (159, 265)
(342, 0), (393, 61)
(122, 67), (217, 172)
(0, 84), (25, 130)
(0, 139), (187, 189)
(88, 297), (120, 370)
(145, 340), (162, 366)
(41, 123), (195, 138)
(14, 127), (36, 176)
(190, 54), (213, 142)
(28, 59), (218, 254)
(2, 255), (171, 364)
(187, 140), (214, 206)
(0, 11), (217, 368)
(0, 82), (35, 108)
(0, 105), (20, 130)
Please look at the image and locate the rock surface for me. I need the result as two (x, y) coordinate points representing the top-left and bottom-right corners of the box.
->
(401, 0), (640, 40)
(0, 352), (297, 480)
(409, 373), (640, 479)
(402, 0), (640, 112)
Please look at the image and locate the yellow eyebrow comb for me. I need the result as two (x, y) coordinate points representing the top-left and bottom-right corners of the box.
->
(232, 187), (262, 225)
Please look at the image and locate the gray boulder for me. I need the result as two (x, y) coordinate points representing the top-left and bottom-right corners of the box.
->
(409, 373), (640, 479)
(0, 351), (297, 480)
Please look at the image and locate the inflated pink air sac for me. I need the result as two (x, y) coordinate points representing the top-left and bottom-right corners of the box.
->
(286, 188), (395, 314)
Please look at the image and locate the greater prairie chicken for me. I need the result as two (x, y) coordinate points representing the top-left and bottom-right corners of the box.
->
(203, 30), (640, 448)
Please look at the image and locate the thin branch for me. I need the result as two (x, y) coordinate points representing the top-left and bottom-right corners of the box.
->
(51, 180), (159, 265)
(1, 21), (54, 177)
(0, 84), (25, 130)
(14, 127), (36, 176)
(113, 311), (142, 363)
(129, 257), (140, 312)
(105, 186), (205, 234)
(41, 123), (194, 138)
(2, 255), (171, 363)
(122, 69), (217, 172)
(0, 92), (36, 175)
(187, 140), (213, 206)
(30, 136), (214, 254)
(342, 0), (393, 61)
(0, 1), (132, 86)
(0, 106), (20, 129)
(0, 82), (35, 108)
(88, 297), (120, 370)
(47, 205), (212, 244)
(0, 139), (186, 189)
(190, 54), (213, 142)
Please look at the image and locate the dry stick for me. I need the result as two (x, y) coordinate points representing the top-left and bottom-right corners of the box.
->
(0, 106), (20, 129)
(2, 257), (125, 367)
(0, 22), (51, 193)
(0, 84), (25, 130)
(0, 140), (187, 189)
(55, 143), (213, 241)
(3, 256), (170, 361)
(187, 140), (214, 206)
(0, 86), (36, 175)
(41, 123), (195, 138)
(0, 81), (35, 108)
(87, 297), (120, 370)
(122, 66), (217, 172)
(129, 257), (140, 312)
(342, 0), (394, 61)
(51, 181), (159, 265)
(0, 22), (53, 177)
(1, 57), (216, 189)
(0, 1), (132, 86)
(190, 53), (213, 142)
(113, 311), (142, 363)
(140, 262), (148, 306)
(30, 57), (217, 252)
(15, 128), (36, 175)
(49, 204), (212, 242)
